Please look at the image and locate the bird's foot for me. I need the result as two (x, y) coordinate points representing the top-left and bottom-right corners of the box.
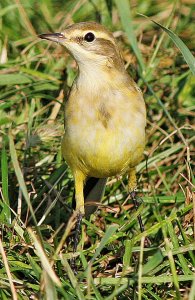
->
(73, 212), (83, 252)
(70, 211), (84, 273)
(130, 190), (144, 232)
(130, 191), (151, 247)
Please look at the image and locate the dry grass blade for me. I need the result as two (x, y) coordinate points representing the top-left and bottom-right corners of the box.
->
(27, 227), (61, 287)
(0, 238), (17, 300)
(60, 255), (85, 300)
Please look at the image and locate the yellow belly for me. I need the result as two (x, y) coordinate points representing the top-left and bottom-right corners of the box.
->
(61, 120), (145, 178)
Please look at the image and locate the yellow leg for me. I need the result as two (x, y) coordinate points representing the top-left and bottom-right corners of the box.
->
(128, 168), (137, 192)
(74, 170), (86, 215)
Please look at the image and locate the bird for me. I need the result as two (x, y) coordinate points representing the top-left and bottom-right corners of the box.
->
(39, 21), (146, 235)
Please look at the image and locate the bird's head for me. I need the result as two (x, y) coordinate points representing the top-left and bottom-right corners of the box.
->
(39, 22), (124, 71)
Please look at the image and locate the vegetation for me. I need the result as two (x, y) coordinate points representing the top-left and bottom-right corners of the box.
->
(0, 0), (194, 299)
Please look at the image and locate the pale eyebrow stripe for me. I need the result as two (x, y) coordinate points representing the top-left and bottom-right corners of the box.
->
(70, 29), (115, 44)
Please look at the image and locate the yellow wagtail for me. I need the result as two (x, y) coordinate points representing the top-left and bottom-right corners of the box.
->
(39, 22), (146, 225)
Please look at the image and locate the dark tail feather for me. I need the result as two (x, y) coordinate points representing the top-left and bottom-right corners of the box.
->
(84, 177), (107, 217)
(72, 177), (107, 217)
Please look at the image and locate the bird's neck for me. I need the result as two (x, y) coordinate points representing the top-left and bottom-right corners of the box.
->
(76, 58), (126, 91)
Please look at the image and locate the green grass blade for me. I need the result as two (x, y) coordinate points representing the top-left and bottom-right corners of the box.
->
(44, 273), (58, 300)
(28, 228), (61, 288)
(0, 4), (18, 17)
(142, 249), (164, 275)
(60, 256), (85, 300)
(1, 139), (11, 224)
(167, 221), (192, 275)
(94, 275), (194, 285)
(9, 133), (37, 225)
(90, 225), (118, 263)
(114, 0), (145, 72)
(0, 74), (33, 85)
(140, 14), (195, 75)
(152, 20), (195, 75)
(189, 277), (195, 300)
(123, 239), (133, 270)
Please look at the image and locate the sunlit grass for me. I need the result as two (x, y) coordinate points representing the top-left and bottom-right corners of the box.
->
(0, 0), (194, 299)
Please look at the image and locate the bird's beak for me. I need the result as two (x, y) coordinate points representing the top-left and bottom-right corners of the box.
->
(39, 32), (65, 43)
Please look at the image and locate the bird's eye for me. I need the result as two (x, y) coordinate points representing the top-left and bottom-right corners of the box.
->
(84, 32), (95, 42)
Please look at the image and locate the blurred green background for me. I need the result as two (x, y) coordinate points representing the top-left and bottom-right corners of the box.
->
(0, 1), (194, 299)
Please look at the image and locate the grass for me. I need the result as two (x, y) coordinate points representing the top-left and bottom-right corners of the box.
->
(0, 0), (195, 299)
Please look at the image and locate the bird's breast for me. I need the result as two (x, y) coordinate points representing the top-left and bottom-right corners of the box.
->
(62, 85), (146, 177)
